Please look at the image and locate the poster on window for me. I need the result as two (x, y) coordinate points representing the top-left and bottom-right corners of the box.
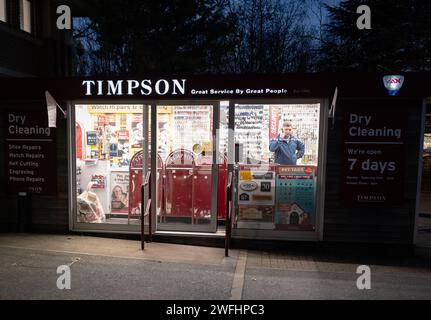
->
(237, 205), (275, 230)
(97, 115), (108, 126)
(86, 131), (97, 146)
(106, 114), (116, 126)
(237, 166), (276, 206)
(90, 174), (106, 189)
(275, 166), (316, 231)
(110, 171), (129, 214)
(236, 164), (276, 229)
(118, 129), (129, 141)
(109, 143), (118, 157)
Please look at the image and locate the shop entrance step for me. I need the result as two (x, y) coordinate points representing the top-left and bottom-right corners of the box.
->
(152, 229), (226, 248)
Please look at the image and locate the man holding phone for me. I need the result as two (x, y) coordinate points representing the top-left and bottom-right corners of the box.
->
(269, 121), (305, 165)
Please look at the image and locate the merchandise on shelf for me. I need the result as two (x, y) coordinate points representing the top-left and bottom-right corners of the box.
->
(234, 105), (270, 163)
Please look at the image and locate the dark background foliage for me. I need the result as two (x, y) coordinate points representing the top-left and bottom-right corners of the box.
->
(72, 0), (431, 75)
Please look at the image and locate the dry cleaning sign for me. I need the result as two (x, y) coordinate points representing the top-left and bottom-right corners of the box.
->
(341, 103), (406, 205)
(4, 111), (57, 195)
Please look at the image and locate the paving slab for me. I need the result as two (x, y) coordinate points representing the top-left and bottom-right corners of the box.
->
(0, 246), (235, 300)
(0, 233), (238, 266)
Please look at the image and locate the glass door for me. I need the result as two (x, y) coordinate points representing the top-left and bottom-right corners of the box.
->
(151, 103), (219, 233)
(72, 104), (147, 233)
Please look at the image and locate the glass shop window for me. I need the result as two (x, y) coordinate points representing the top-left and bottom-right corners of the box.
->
(233, 103), (321, 232)
(75, 105), (144, 225)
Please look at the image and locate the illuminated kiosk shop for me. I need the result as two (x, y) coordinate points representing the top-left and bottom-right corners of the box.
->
(0, 74), (427, 245)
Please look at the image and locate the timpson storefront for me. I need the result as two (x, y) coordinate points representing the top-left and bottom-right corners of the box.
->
(0, 73), (428, 246)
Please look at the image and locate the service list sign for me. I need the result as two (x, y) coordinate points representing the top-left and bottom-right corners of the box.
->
(342, 105), (406, 205)
(4, 111), (57, 195)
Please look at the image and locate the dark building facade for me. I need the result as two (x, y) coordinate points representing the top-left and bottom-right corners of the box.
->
(0, 74), (428, 247)
(0, 0), (73, 77)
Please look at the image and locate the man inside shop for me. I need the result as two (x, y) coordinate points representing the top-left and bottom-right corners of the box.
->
(269, 121), (305, 165)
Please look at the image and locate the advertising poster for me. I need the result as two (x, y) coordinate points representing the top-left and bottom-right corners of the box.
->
(238, 205), (274, 221)
(110, 171), (129, 214)
(237, 205), (275, 230)
(236, 165), (276, 229)
(106, 114), (116, 126)
(86, 131), (97, 145)
(275, 166), (316, 231)
(341, 103), (406, 205)
(118, 129), (129, 141)
(97, 115), (108, 126)
(90, 174), (106, 189)
(109, 143), (118, 157)
(237, 168), (276, 206)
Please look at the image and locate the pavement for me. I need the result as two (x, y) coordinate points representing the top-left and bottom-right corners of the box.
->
(1, 233), (431, 300)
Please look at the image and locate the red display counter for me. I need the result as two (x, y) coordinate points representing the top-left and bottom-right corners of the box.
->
(217, 155), (228, 220)
(128, 150), (164, 220)
(193, 154), (228, 221)
(164, 149), (196, 221)
(163, 150), (228, 223)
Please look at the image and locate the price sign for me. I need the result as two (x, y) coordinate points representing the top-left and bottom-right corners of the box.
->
(260, 182), (271, 192)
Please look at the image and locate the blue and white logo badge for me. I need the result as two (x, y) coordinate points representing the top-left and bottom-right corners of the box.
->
(383, 75), (404, 96)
